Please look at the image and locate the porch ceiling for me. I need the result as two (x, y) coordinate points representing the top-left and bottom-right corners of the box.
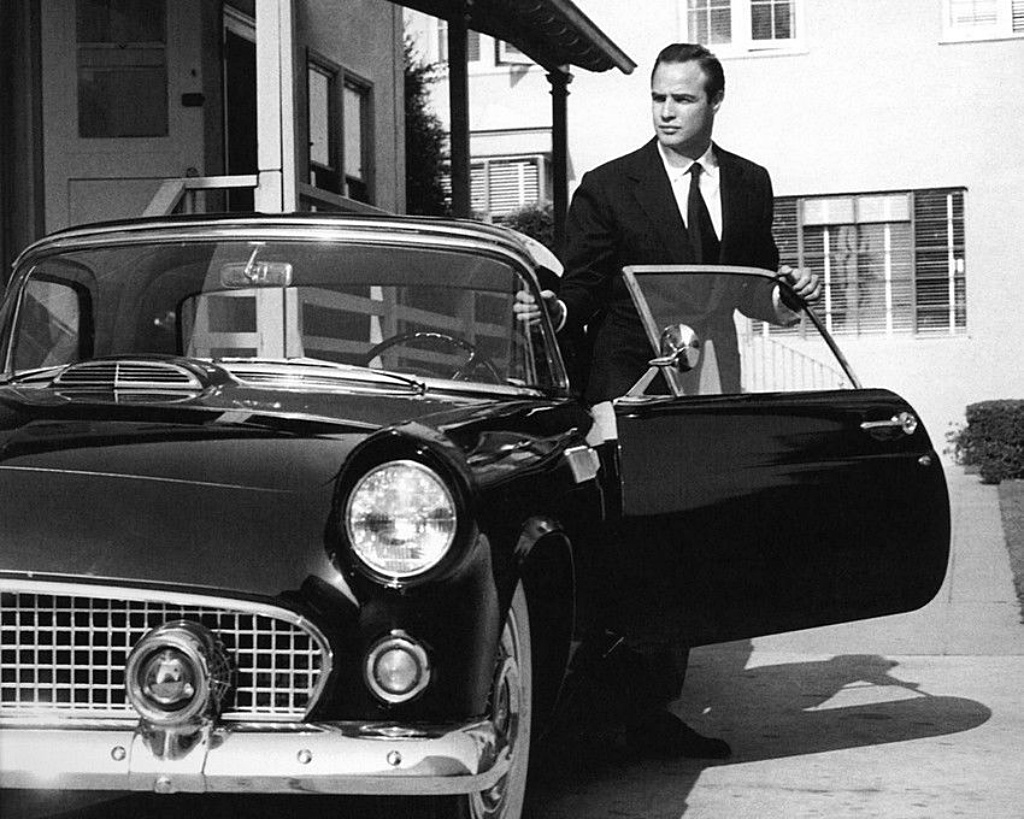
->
(396, 0), (635, 73)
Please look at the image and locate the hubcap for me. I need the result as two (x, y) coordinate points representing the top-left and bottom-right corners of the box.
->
(467, 586), (531, 818)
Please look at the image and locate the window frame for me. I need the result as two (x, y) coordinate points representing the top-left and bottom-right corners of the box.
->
(468, 154), (550, 219)
(941, 0), (1024, 42)
(495, 40), (533, 66)
(342, 74), (374, 204)
(772, 188), (967, 338)
(305, 52), (375, 204)
(681, 0), (806, 57)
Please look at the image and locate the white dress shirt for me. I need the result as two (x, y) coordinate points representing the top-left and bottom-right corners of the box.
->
(656, 142), (722, 238)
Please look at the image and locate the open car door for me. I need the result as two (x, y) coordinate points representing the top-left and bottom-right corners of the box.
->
(608, 266), (950, 646)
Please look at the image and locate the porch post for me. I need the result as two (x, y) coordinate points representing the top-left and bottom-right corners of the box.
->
(254, 0), (298, 213)
(447, 3), (471, 218)
(547, 69), (572, 255)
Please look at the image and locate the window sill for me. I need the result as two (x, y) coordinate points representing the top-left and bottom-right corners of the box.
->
(940, 31), (1024, 43)
(711, 44), (809, 60)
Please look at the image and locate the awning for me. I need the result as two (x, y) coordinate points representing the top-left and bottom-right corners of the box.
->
(398, 0), (635, 74)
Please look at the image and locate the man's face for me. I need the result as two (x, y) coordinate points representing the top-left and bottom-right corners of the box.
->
(651, 60), (722, 159)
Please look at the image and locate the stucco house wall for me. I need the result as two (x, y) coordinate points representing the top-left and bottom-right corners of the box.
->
(413, 0), (1023, 441)
(568, 0), (1024, 443)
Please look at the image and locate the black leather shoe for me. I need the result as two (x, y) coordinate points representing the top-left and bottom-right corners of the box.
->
(624, 711), (732, 759)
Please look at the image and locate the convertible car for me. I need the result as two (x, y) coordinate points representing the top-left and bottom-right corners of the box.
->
(0, 214), (949, 818)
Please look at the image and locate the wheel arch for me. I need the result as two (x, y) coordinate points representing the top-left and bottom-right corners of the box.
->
(514, 518), (576, 736)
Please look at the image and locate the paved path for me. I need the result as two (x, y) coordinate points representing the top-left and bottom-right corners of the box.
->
(527, 467), (1024, 818)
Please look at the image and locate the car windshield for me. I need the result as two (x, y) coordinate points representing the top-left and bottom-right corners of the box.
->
(3, 238), (560, 391)
(621, 265), (857, 397)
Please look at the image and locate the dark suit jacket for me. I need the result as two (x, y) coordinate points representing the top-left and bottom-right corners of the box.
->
(558, 138), (782, 403)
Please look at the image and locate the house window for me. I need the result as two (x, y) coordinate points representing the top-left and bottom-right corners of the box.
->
(437, 20), (482, 63)
(684, 0), (801, 53)
(770, 189), (967, 337)
(307, 57), (374, 203)
(76, 0), (168, 137)
(343, 78), (372, 204)
(942, 0), (1024, 40)
(496, 40), (533, 65)
(307, 60), (339, 194)
(469, 156), (548, 218)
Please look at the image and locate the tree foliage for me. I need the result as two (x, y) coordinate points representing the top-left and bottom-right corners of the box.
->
(404, 38), (449, 216)
(500, 202), (556, 251)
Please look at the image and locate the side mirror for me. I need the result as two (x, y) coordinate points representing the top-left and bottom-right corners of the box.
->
(649, 324), (702, 373)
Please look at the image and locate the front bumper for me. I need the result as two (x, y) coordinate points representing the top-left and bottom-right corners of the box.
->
(0, 718), (509, 795)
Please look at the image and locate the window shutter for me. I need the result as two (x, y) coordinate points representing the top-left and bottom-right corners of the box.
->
(773, 196), (799, 265)
(492, 161), (537, 214)
(913, 188), (966, 334)
(1013, 0), (1024, 31)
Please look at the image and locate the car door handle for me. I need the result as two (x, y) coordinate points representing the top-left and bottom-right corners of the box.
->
(860, 411), (918, 435)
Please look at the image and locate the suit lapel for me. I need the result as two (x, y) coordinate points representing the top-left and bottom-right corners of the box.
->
(628, 139), (695, 263)
(716, 145), (748, 265)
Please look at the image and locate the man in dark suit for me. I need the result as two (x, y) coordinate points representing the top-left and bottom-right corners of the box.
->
(518, 43), (820, 402)
(516, 43), (821, 759)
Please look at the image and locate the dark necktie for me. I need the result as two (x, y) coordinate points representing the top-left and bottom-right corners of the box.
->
(687, 162), (720, 264)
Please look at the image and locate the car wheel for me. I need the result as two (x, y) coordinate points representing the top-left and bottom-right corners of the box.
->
(366, 584), (532, 819)
(457, 581), (532, 819)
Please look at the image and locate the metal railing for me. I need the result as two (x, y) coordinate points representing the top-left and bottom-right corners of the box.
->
(143, 176), (390, 218)
(740, 326), (850, 393)
(142, 174), (259, 217)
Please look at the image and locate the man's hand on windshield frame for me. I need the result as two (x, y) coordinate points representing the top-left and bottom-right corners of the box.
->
(778, 265), (822, 309)
(513, 289), (565, 329)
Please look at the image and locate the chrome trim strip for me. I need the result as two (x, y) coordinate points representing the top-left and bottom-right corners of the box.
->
(0, 718), (509, 796)
(0, 464), (298, 493)
(0, 575), (334, 721)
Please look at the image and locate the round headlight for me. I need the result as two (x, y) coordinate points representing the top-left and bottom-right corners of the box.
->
(345, 460), (457, 579)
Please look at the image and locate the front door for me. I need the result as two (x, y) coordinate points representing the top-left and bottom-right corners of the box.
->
(608, 267), (950, 646)
(223, 8), (257, 212)
(40, 0), (207, 230)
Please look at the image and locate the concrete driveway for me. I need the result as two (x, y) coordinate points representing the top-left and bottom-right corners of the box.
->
(526, 467), (1024, 818)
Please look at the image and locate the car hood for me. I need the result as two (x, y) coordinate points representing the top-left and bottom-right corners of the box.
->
(0, 379), (520, 602)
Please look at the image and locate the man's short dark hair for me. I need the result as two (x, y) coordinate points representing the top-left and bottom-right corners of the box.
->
(652, 43), (725, 102)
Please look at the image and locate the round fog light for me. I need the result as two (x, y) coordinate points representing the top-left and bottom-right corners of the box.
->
(141, 648), (197, 707)
(365, 633), (430, 704)
(126, 620), (231, 726)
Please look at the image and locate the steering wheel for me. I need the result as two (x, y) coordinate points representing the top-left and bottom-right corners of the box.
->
(359, 331), (502, 384)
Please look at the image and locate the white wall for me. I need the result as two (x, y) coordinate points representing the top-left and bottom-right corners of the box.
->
(408, 2), (1024, 442)
(532, 1), (1024, 442)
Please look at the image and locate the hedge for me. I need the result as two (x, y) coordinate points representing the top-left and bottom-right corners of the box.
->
(947, 399), (1024, 484)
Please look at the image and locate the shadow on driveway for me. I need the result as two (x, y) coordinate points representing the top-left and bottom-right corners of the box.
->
(523, 643), (992, 818)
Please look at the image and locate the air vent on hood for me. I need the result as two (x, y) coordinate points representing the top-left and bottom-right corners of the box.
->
(53, 360), (204, 391)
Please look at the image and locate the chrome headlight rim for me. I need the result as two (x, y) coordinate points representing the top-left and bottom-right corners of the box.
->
(343, 458), (460, 583)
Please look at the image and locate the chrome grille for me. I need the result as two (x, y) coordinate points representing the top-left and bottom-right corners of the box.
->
(0, 584), (330, 722)
(54, 360), (202, 390)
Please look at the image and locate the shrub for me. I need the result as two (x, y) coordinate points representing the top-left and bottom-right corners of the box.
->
(947, 399), (1024, 484)
(499, 202), (555, 251)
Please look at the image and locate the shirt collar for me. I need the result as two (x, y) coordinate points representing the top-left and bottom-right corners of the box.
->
(657, 141), (718, 183)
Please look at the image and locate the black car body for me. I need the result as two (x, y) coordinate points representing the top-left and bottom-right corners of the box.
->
(0, 214), (949, 817)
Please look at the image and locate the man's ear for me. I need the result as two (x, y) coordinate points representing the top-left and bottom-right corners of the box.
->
(711, 91), (724, 114)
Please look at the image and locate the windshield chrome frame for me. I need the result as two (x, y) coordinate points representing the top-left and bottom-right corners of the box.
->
(2, 220), (572, 396)
(622, 264), (862, 394)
